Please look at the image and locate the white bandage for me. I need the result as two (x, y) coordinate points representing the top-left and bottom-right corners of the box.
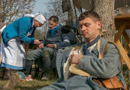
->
(64, 39), (70, 44)
(54, 44), (57, 49)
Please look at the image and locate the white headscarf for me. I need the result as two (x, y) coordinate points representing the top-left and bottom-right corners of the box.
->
(24, 13), (46, 24)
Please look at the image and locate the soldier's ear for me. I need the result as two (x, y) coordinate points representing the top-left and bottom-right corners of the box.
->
(55, 22), (59, 25)
(96, 21), (101, 30)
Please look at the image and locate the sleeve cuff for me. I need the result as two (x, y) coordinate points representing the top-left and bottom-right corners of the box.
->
(78, 57), (84, 69)
(30, 38), (35, 44)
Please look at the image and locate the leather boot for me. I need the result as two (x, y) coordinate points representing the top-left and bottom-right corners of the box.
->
(52, 68), (58, 78)
(0, 73), (19, 90)
(41, 72), (49, 81)
(41, 56), (50, 81)
(3, 69), (11, 80)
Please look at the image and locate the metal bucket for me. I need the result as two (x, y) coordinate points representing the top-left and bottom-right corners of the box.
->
(119, 6), (130, 15)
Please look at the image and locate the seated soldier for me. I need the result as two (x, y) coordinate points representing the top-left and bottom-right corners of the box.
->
(25, 16), (77, 80)
(37, 11), (127, 90)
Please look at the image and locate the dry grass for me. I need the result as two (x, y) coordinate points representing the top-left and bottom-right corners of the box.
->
(0, 68), (58, 90)
(0, 78), (57, 90)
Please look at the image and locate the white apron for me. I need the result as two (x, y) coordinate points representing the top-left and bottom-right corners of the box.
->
(0, 37), (25, 70)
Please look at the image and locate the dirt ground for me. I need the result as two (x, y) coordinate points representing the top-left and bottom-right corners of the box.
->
(0, 68), (58, 90)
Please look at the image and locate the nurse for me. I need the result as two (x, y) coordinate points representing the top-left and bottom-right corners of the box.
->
(0, 13), (46, 79)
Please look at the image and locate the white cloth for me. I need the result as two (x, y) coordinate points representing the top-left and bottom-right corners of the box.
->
(0, 37), (25, 70)
(24, 14), (35, 18)
(25, 13), (46, 24)
(63, 43), (97, 80)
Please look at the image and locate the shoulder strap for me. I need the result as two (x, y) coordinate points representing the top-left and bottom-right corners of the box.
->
(107, 41), (123, 75)
(97, 38), (108, 59)
(97, 40), (123, 75)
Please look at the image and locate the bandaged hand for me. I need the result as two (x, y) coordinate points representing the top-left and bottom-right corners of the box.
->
(69, 54), (83, 64)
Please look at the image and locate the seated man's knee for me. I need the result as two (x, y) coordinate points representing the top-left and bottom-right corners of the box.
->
(26, 48), (43, 60)
(42, 48), (53, 57)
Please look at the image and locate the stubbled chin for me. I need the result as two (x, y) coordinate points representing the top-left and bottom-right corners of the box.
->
(84, 37), (89, 39)
(83, 34), (89, 37)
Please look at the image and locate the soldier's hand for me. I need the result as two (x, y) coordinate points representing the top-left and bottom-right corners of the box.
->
(34, 39), (41, 45)
(38, 43), (44, 48)
(69, 54), (83, 64)
(47, 44), (55, 48)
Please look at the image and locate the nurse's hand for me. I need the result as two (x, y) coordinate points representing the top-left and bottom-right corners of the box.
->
(34, 39), (41, 45)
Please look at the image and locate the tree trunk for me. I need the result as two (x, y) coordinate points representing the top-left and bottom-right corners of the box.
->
(62, 0), (73, 26)
(93, 0), (115, 41)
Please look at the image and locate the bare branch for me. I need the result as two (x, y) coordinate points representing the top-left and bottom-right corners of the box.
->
(0, 0), (36, 24)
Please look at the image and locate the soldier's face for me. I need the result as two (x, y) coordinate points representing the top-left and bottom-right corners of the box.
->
(49, 20), (58, 29)
(79, 17), (101, 42)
